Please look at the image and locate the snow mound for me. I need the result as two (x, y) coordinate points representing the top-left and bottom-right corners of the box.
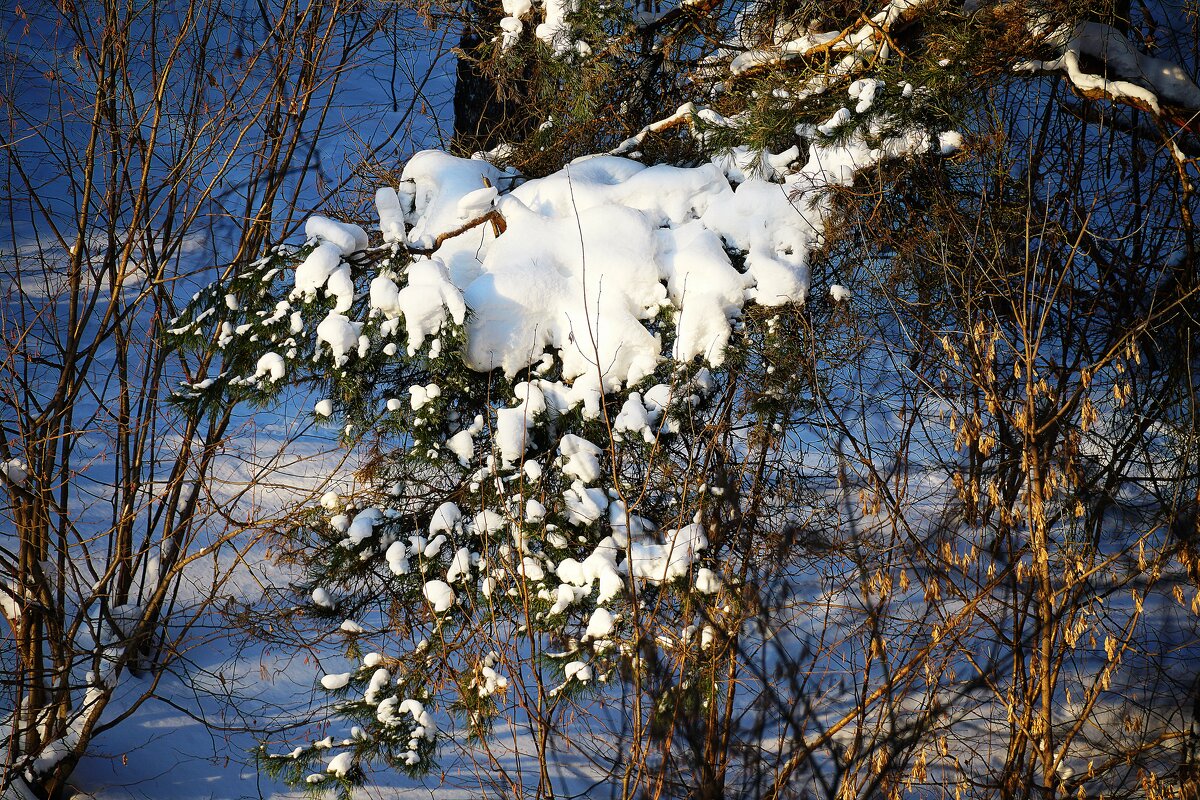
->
(383, 103), (940, 390)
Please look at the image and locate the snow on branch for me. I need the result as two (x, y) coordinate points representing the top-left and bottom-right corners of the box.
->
(1017, 21), (1200, 129)
(724, 0), (933, 89)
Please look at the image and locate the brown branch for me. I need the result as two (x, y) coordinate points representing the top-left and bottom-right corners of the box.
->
(407, 209), (508, 256)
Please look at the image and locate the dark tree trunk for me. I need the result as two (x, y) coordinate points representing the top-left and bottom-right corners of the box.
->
(451, 13), (537, 154)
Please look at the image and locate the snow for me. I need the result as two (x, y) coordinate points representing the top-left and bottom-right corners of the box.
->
(584, 607), (615, 639)
(292, 242), (344, 302)
(398, 698), (437, 738)
(311, 587), (335, 608)
(424, 533), (448, 559)
(5, 458), (29, 484)
(376, 187), (408, 244)
(495, 0), (532, 51)
(447, 429), (475, 463)
(608, 498), (651, 543)
(401, 150), (508, 248)
(409, 383), (442, 410)
(370, 275), (402, 318)
(422, 579), (456, 612)
(254, 352), (286, 383)
(306, 216), (368, 254)
(520, 556), (545, 582)
(494, 382), (546, 467)
(326, 264), (355, 313)
(829, 284), (851, 302)
(557, 435), (603, 484)
(938, 131), (963, 155)
(627, 522), (708, 583)
(429, 501), (462, 535)
(321, 672), (351, 690)
(657, 222), (751, 364)
(457, 185), (498, 218)
(848, 78), (883, 113)
(554, 537), (624, 603)
(314, 398), (334, 417)
(523, 459), (543, 482)
(535, 0), (579, 54)
(563, 482), (609, 525)
(462, 203), (663, 389)
(499, 15), (523, 49)
(729, 30), (842, 76)
(316, 312), (364, 366)
(563, 660), (592, 682)
(386, 541), (411, 575)
(502, 0), (531, 18)
(365, 667), (391, 703)
(525, 499), (547, 522)
(695, 567), (722, 594)
(394, 259), (466, 356)
(347, 508), (382, 545)
(446, 547), (473, 582)
(476, 657), (509, 696)
(614, 393), (658, 442)
(391, 136), (942, 390)
(1018, 22), (1200, 117)
(473, 510), (506, 535)
(326, 751), (354, 776)
(1071, 22), (1200, 109)
(547, 583), (582, 615)
(712, 146), (798, 183)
